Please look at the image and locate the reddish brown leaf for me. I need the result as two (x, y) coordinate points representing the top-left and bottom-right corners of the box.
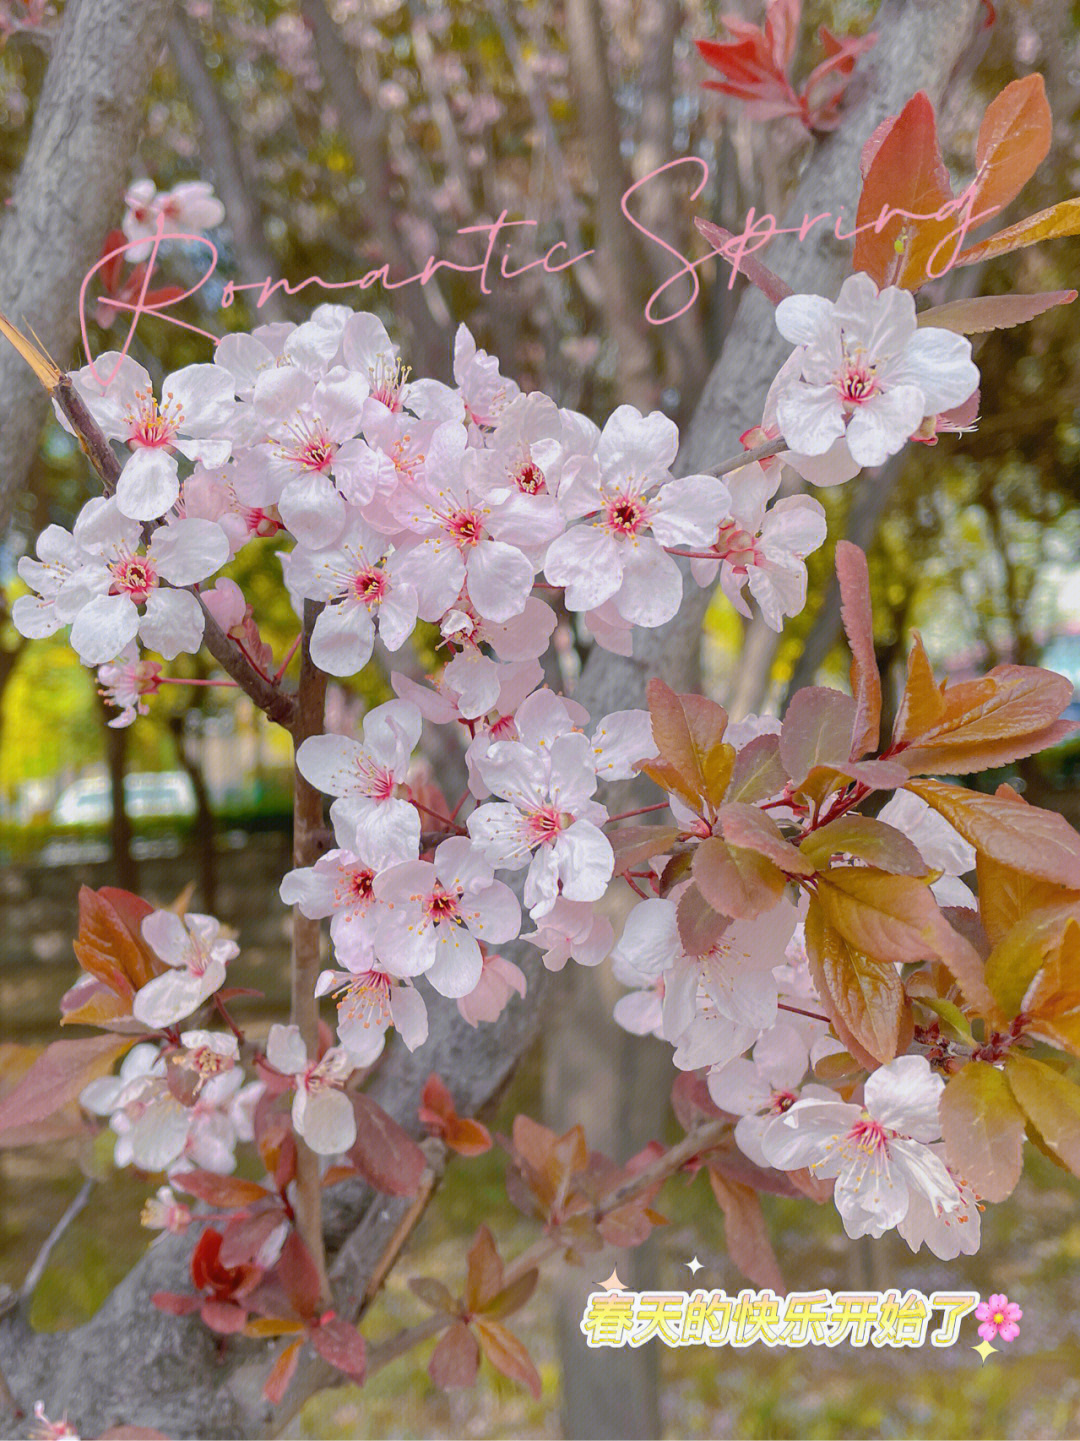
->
(804, 903), (905, 1063)
(1004, 1053), (1080, 1176)
(907, 778), (1080, 888)
(645, 679), (731, 807)
(695, 218), (793, 304)
(815, 866), (997, 1018)
(853, 91), (956, 289)
(956, 196), (1080, 267)
(707, 1167), (784, 1290)
(719, 802), (816, 875)
(799, 815), (928, 875)
(311, 1316), (367, 1383)
(692, 837), (786, 922)
(348, 1092), (427, 1196)
(472, 1317), (542, 1399)
(976, 848), (1080, 948)
(465, 1225), (505, 1313)
(482, 1268), (539, 1321)
(263, 1338), (303, 1406)
(72, 885), (160, 1001)
(726, 731), (788, 804)
(429, 1320), (480, 1389)
(172, 1172), (271, 1209)
(917, 290), (1075, 335)
(779, 687), (855, 786)
(970, 74), (1052, 221)
(0, 1033), (132, 1137)
(676, 880), (729, 956)
(835, 541), (881, 757)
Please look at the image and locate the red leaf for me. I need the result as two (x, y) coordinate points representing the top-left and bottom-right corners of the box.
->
(171, 1171), (271, 1209)
(835, 541), (881, 757)
(275, 1231), (322, 1322)
(348, 1092), (427, 1196)
(853, 91), (956, 289)
(200, 1298), (250, 1335)
(311, 1316), (367, 1383)
(151, 1291), (199, 1316)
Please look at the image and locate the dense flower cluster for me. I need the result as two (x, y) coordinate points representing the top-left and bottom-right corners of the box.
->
(12, 284), (991, 1253)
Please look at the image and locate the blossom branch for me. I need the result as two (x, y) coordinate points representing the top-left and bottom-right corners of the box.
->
(288, 599), (331, 1305)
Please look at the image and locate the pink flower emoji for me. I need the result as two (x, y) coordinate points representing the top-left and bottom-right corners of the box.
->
(976, 1294), (1022, 1344)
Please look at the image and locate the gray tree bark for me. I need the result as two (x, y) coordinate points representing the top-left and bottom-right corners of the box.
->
(0, 2), (983, 1435)
(0, 0), (175, 538)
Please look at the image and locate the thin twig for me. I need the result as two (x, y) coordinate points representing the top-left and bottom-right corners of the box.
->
(707, 435), (786, 478)
(20, 1178), (95, 1302)
(364, 1117), (729, 1381)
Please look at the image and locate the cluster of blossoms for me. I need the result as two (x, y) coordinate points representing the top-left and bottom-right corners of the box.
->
(19, 278), (986, 1250)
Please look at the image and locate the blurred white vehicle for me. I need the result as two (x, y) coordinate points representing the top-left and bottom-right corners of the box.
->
(51, 771), (197, 826)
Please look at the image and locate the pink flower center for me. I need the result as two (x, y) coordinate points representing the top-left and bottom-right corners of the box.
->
(424, 886), (461, 924)
(334, 971), (392, 1026)
(835, 339), (880, 407)
(370, 358), (409, 412)
(126, 387), (181, 449)
(352, 567), (387, 606)
(513, 458), (547, 495)
(847, 1116), (891, 1154)
(770, 1089), (797, 1115)
(336, 866), (375, 910)
(605, 493), (648, 537)
(109, 553), (157, 602)
(280, 418), (336, 472)
(526, 805), (565, 847)
(993, 1311), (1004, 1324)
(245, 506), (282, 538)
(446, 509), (485, 547)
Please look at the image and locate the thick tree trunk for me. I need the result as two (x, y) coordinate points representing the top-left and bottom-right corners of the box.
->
(0, 0), (175, 537)
(0, 3), (984, 1435)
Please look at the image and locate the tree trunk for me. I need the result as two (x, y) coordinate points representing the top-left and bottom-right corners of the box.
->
(0, 0), (175, 537)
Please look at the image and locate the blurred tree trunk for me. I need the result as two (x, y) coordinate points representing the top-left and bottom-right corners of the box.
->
(97, 694), (136, 892)
(167, 11), (288, 326)
(565, 0), (659, 410)
(0, 0), (175, 537)
(168, 714), (217, 914)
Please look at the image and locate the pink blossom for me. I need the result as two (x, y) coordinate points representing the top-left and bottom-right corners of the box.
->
(760, 1055), (963, 1239)
(315, 964), (428, 1064)
(544, 404), (730, 627)
(122, 178), (226, 260)
(457, 952), (528, 1026)
(265, 1023), (356, 1155)
(62, 353), (235, 520)
(296, 698), (422, 856)
(132, 910), (239, 1029)
(374, 837), (521, 996)
(772, 274), (979, 470)
(97, 644), (162, 727)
